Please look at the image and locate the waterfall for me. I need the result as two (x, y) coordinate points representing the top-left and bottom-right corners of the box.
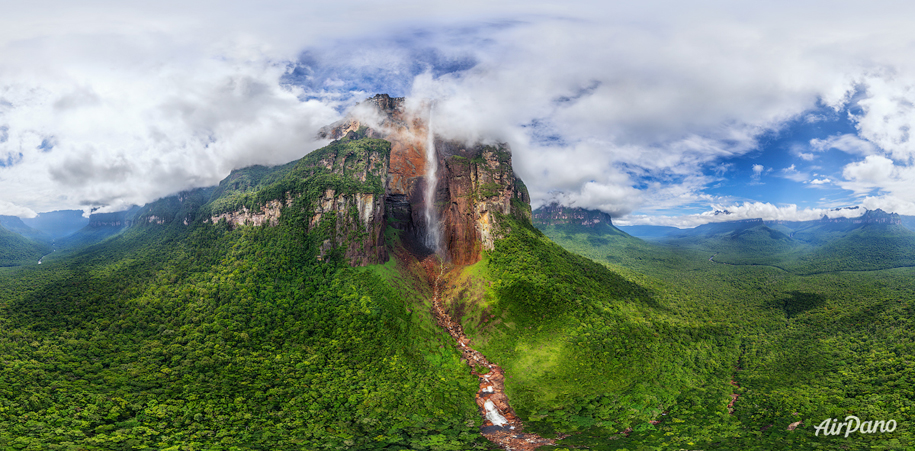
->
(423, 105), (442, 253)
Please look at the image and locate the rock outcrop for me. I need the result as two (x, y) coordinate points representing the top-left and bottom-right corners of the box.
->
(197, 93), (531, 267)
(135, 188), (214, 227)
(209, 199), (289, 228)
(302, 137), (389, 266)
(321, 94), (530, 265)
(437, 140), (530, 265)
(822, 208), (900, 225)
(532, 203), (614, 228)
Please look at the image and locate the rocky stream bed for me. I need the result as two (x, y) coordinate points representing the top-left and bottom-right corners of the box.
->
(422, 256), (559, 451)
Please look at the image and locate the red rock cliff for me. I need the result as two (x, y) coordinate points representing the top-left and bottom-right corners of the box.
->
(320, 94), (530, 265)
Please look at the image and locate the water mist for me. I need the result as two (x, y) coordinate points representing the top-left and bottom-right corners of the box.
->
(423, 105), (442, 253)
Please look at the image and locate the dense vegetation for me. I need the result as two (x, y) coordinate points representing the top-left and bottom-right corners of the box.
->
(0, 139), (488, 450)
(537, 221), (915, 449)
(447, 217), (738, 441)
(0, 225), (51, 267)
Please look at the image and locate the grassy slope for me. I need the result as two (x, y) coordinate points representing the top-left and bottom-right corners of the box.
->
(444, 218), (740, 444)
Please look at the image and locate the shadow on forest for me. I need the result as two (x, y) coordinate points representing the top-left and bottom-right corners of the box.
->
(767, 291), (827, 320)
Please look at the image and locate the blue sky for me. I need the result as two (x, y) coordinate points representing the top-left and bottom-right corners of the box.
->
(1, 1), (915, 226)
(681, 107), (862, 212)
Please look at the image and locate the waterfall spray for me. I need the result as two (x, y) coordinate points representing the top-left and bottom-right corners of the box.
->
(423, 104), (442, 253)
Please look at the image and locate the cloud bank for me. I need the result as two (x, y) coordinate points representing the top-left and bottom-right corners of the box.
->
(2, 1), (915, 224)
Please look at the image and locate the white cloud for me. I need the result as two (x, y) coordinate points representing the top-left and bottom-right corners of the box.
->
(3, 2), (915, 219)
(842, 155), (897, 186)
(780, 164), (810, 182)
(810, 133), (878, 156)
(0, 201), (37, 218)
(619, 201), (866, 227)
(854, 75), (915, 161)
(839, 155), (915, 209)
(0, 60), (340, 213)
(860, 195), (915, 215)
(750, 164), (765, 182)
(809, 178), (832, 185)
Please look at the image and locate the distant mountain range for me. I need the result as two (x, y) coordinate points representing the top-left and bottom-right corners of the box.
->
(534, 205), (915, 274)
(617, 208), (914, 239)
(532, 202), (625, 235)
(20, 210), (89, 239)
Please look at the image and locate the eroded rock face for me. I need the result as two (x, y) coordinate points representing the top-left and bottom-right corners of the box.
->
(214, 93), (530, 267)
(320, 94), (430, 245)
(207, 135), (389, 266)
(532, 203), (613, 228)
(304, 137), (389, 266)
(322, 94), (530, 265)
(210, 199), (290, 228)
(309, 189), (386, 266)
(437, 141), (531, 265)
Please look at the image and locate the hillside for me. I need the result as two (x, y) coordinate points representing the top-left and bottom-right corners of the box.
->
(0, 216), (49, 242)
(50, 207), (143, 253)
(0, 135), (490, 450)
(0, 224), (51, 266)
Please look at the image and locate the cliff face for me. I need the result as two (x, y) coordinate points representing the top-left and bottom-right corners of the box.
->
(532, 203), (613, 228)
(321, 94), (530, 265)
(437, 141), (530, 264)
(304, 139), (388, 266)
(136, 189), (214, 227)
(820, 209), (900, 225)
(320, 95), (430, 244)
(210, 198), (289, 228)
(196, 94), (530, 267)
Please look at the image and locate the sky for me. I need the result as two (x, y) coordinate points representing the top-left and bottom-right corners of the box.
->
(3, 1), (915, 227)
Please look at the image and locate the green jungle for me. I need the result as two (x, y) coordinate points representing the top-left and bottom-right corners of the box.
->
(0, 136), (912, 451)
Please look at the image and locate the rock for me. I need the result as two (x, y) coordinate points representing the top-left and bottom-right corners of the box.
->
(438, 140), (530, 264)
(210, 198), (290, 228)
(532, 203), (614, 227)
(213, 93), (532, 267)
(323, 94), (530, 265)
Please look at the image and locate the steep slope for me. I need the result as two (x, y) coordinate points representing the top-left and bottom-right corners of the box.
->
(787, 222), (915, 274)
(320, 94), (531, 265)
(0, 95), (732, 450)
(787, 209), (902, 244)
(532, 204), (675, 270)
(532, 206), (915, 449)
(0, 224), (51, 266)
(0, 215), (49, 242)
(5, 95), (912, 450)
